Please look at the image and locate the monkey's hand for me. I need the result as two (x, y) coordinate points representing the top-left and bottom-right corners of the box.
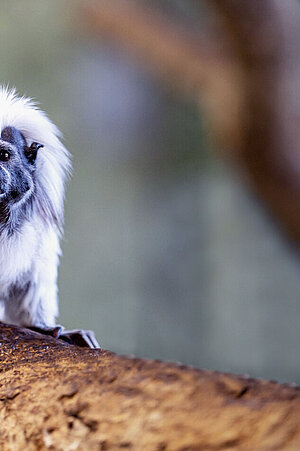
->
(27, 325), (100, 349)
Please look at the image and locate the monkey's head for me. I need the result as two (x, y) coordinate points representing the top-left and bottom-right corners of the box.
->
(0, 87), (71, 232)
(0, 126), (42, 206)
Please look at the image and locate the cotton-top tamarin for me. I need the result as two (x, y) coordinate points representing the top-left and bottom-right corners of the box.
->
(0, 87), (99, 348)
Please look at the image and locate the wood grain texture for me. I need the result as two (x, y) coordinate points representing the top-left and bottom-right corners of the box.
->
(0, 322), (300, 450)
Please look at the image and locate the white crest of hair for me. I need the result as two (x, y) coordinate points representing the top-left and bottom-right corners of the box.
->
(0, 86), (71, 223)
(0, 86), (71, 328)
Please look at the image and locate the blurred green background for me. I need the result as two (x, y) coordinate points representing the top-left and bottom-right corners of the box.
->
(1, 0), (300, 384)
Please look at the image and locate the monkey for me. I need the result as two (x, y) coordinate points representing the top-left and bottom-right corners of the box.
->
(0, 87), (99, 348)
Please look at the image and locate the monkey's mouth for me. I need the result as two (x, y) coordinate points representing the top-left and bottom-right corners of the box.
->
(10, 182), (34, 208)
(0, 184), (33, 207)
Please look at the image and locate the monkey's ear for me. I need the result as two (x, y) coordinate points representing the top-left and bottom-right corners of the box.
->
(24, 142), (44, 164)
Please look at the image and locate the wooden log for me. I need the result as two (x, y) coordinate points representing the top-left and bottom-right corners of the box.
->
(0, 322), (300, 450)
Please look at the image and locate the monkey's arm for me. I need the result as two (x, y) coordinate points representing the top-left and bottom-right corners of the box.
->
(5, 230), (100, 349)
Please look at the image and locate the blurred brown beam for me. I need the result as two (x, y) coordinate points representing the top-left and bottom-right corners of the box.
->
(212, 0), (300, 245)
(80, 0), (300, 246)
(79, 0), (244, 152)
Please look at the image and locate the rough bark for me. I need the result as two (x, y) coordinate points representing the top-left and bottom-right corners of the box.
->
(0, 322), (300, 450)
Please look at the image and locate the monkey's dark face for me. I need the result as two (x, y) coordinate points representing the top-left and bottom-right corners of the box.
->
(0, 126), (43, 207)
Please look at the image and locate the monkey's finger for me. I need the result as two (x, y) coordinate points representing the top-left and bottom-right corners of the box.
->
(60, 329), (100, 349)
(27, 325), (64, 339)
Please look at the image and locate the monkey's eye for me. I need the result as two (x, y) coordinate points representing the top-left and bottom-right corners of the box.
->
(0, 150), (10, 162)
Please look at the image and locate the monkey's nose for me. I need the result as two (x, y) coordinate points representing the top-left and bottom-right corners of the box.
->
(0, 184), (7, 196)
(0, 189), (6, 198)
(0, 175), (9, 198)
(0, 166), (10, 195)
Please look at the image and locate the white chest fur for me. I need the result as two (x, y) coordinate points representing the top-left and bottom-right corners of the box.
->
(0, 221), (38, 293)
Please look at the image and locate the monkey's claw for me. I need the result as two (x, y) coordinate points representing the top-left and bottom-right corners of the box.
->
(27, 326), (100, 349)
(58, 329), (100, 349)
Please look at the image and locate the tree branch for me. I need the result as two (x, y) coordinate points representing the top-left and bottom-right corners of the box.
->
(0, 322), (300, 449)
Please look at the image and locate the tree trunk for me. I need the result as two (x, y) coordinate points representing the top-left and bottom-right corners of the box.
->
(0, 322), (299, 450)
